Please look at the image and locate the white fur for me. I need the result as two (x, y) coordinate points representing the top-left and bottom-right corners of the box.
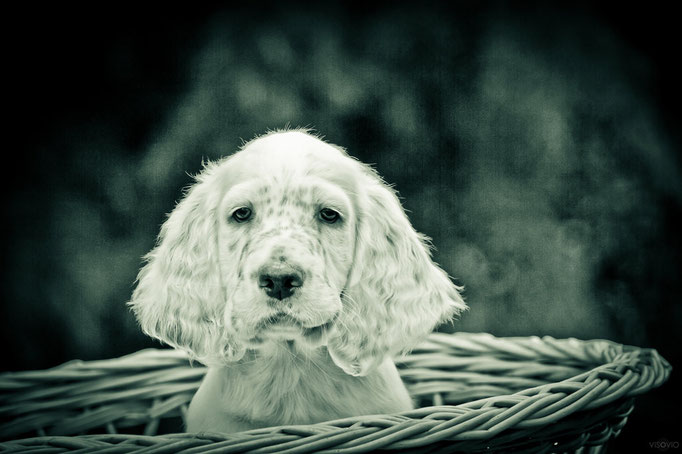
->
(129, 130), (466, 433)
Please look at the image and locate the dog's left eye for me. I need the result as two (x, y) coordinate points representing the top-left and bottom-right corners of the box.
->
(232, 207), (252, 223)
(319, 208), (340, 224)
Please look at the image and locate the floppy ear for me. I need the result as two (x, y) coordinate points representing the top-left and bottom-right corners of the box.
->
(129, 167), (244, 365)
(328, 167), (466, 376)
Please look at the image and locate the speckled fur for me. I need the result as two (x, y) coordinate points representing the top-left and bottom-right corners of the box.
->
(129, 130), (466, 433)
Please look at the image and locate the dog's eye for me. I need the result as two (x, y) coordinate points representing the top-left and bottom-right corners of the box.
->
(319, 208), (340, 224)
(232, 207), (252, 223)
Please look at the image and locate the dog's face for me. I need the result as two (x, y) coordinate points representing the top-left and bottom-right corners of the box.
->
(130, 130), (465, 375)
(217, 141), (356, 348)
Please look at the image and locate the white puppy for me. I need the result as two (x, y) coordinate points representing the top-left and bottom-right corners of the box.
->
(129, 130), (466, 433)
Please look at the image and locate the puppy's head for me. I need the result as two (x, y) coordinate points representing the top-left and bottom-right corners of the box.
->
(129, 130), (466, 372)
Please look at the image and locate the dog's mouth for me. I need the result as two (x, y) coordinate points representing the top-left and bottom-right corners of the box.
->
(250, 313), (336, 344)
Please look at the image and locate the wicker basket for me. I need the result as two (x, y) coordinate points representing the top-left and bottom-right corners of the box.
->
(0, 332), (671, 453)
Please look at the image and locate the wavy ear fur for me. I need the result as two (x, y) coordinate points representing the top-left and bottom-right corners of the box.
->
(129, 165), (243, 365)
(328, 166), (466, 376)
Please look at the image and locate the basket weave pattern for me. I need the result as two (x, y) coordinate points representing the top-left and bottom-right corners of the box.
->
(0, 332), (671, 453)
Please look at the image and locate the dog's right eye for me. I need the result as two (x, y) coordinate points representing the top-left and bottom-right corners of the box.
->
(319, 208), (340, 224)
(232, 207), (252, 223)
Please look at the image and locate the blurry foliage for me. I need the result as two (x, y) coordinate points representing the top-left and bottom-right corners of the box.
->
(3, 3), (681, 375)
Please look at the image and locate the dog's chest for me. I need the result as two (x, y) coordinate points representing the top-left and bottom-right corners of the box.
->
(216, 348), (401, 427)
(188, 350), (412, 433)
(228, 351), (361, 424)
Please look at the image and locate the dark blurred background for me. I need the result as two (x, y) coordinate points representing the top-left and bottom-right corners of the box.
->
(3, 1), (680, 449)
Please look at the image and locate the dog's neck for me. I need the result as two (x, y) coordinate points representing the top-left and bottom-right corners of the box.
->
(230, 341), (354, 403)
(186, 340), (413, 432)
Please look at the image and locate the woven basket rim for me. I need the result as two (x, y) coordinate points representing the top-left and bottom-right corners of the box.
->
(0, 332), (672, 453)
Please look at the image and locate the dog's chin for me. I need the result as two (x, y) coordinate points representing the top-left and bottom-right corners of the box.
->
(247, 314), (334, 349)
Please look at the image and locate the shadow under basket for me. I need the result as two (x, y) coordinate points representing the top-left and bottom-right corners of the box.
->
(0, 332), (671, 453)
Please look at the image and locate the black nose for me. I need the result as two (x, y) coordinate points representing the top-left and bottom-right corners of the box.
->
(258, 272), (304, 300)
